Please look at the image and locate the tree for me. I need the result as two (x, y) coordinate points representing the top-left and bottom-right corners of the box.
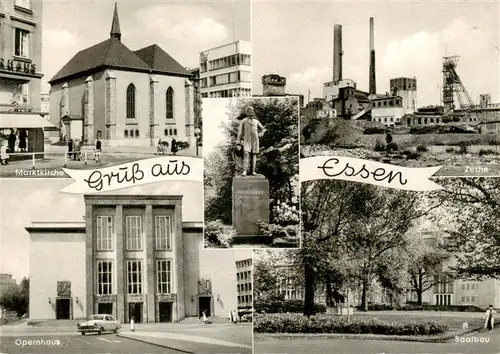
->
(300, 180), (375, 316)
(253, 250), (301, 301)
(342, 188), (439, 311)
(0, 277), (29, 316)
(431, 178), (500, 279)
(205, 97), (300, 224)
(406, 235), (449, 305)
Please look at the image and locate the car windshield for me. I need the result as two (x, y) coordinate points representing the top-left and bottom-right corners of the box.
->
(90, 315), (105, 320)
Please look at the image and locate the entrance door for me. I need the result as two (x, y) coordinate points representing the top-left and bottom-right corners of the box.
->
(128, 303), (142, 323)
(56, 299), (70, 319)
(198, 296), (211, 317)
(158, 302), (172, 323)
(98, 303), (113, 315)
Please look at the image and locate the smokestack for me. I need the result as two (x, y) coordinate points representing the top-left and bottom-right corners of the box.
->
(333, 24), (342, 82)
(369, 17), (376, 95)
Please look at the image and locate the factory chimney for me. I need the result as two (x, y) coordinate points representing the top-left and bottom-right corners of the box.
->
(333, 24), (342, 82)
(369, 17), (376, 95)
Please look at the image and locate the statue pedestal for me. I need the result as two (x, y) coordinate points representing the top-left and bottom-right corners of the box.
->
(232, 175), (270, 237)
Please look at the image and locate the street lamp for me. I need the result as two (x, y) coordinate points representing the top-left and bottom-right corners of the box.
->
(194, 128), (201, 157)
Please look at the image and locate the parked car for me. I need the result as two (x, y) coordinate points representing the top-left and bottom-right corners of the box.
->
(77, 314), (121, 335)
(238, 309), (253, 323)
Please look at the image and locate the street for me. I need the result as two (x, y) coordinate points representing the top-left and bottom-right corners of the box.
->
(0, 322), (252, 354)
(254, 328), (500, 354)
(0, 332), (176, 353)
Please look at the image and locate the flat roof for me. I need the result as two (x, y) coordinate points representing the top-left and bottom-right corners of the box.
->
(25, 221), (202, 232)
(200, 40), (251, 53)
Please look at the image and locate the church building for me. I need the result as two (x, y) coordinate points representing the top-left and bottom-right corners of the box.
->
(48, 4), (195, 148)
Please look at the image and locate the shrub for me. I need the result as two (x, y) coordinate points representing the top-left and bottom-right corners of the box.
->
(203, 220), (235, 248)
(356, 304), (394, 311)
(398, 304), (485, 312)
(272, 202), (300, 226)
(254, 300), (326, 314)
(458, 142), (468, 154)
(258, 222), (299, 247)
(478, 149), (498, 157)
(176, 140), (190, 150)
(363, 127), (386, 135)
(253, 313), (449, 335)
(416, 145), (428, 152)
(402, 150), (420, 160)
(374, 139), (386, 152)
(360, 304), (485, 312)
(386, 142), (398, 152)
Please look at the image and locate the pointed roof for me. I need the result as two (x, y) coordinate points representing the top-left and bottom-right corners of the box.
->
(110, 3), (121, 41)
(134, 44), (190, 76)
(48, 4), (191, 84)
(48, 38), (151, 84)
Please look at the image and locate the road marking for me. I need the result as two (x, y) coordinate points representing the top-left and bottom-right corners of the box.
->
(77, 338), (90, 345)
(120, 331), (251, 348)
(97, 337), (121, 343)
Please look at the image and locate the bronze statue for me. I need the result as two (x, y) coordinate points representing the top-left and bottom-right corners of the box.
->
(236, 106), (265, 176)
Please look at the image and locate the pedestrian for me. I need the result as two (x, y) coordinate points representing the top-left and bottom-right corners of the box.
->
(73, 139), (81, 161)
(18, 129), (27, 152)
(484, 305), (497, 332)
(157, 138), (163, 155)
(130, 316), (135, 332)
(94, 140), (102, 163)
(202, 310), (208, 324)
(1, 140), (9, 165)
(8, 129), (16, 153)
(68, 139), (73, 159)
(171, 138), (178, 156)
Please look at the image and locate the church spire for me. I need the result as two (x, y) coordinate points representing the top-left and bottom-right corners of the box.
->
(110, 2), (121, 41)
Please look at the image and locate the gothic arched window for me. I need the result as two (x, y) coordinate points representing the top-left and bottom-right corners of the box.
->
(166, 87), (174, 119)
(126, 84), (136, 118)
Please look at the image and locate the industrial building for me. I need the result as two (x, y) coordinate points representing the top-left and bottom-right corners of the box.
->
(306, 15), (498, 130)
(199, 40), (252, 98)
(27, 193), (251, 323)
(0, 0), (54, 153)
(254, 74), (305, 108)
(48, 4), (195, 147)
(236, 258), (252, 310)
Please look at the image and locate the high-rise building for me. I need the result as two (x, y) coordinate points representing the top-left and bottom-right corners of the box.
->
(0, 0), (43, 111)
(0, 0), (53, 153)
(199, 41), (252, 98)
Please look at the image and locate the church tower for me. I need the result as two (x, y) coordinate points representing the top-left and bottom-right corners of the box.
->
(110, 3), (121, 41)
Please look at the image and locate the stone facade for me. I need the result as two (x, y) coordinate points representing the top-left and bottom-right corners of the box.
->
(27, 195), (246, 323)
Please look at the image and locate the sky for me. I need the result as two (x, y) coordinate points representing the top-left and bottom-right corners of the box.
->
(0, 178), (254, 281)
(202, 98), (237, 157)
(41, 0), (251, 93)
(252, 0), (500, 107)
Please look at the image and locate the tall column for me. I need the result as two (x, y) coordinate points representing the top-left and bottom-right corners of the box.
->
(85, 76), (94, 145)
(149, 75), (159, 146)
(369, 17), (377, 95)
(115, 205), (125, 323)
(184, 80), (195, 148)
(145, 205), (155, 323)
(62, 82), (69, 115)
(105, 70), (117, 142)
(85, 204), (94, 318)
